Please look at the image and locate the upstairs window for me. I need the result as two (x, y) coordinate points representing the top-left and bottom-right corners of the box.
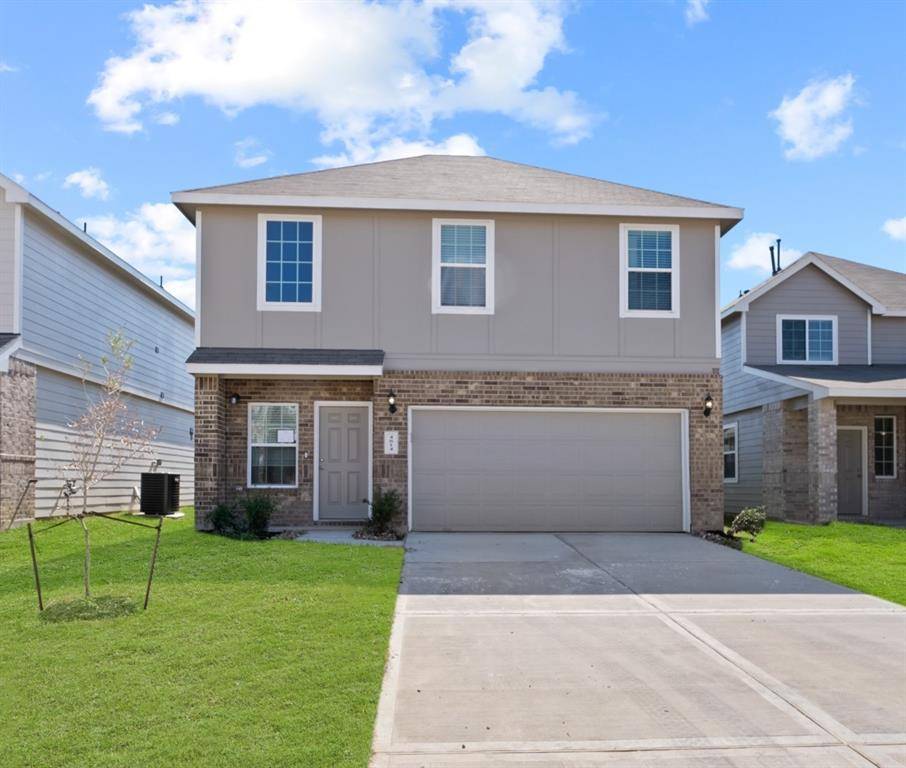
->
(777, 315), (837, 364)
(248, 403), (298, 487)
(874, 416), (896, 479)
(723, 423), (738, 482)
(432, 219), (495, 314)
(620, 224), (680, 318)
(257, 214), (322, 311)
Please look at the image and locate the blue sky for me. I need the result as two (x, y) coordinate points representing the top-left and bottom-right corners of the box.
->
(1, 0), (904, 309)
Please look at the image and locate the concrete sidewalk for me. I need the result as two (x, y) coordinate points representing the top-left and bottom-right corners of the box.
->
(370, 533), (906, 767)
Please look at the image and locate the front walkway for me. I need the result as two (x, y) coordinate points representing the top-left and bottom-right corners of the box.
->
(370, 533), (906, 767)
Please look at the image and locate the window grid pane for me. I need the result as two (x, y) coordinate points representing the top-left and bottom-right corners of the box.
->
(440, 224), (486, 265)
(807, 320), (834, 361)
(628, 271), (672, 311)
(265, 219), (314, 303)
(628, 229), (672, 269)
(874, 416), (895, 477)
(781, 319), (807, 360)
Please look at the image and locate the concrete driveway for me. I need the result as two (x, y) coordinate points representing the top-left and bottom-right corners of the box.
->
(370, 533), (906, 767)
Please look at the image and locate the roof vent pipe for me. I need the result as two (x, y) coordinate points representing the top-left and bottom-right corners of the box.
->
(769, 245), (776, 275)
(775, 238), (782, 273)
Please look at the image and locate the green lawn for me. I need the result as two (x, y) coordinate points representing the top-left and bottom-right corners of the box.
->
(0, 509), (403, 768)
(744, 520), (906, 605)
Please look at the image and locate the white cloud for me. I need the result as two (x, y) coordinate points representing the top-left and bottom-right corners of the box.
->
(87, 0), (592, 158)
(234, 137), (272, 168)
(313, 132), (484, 169)
(63, 167), (111, 200)
(12, 172), (25, 184)
(770, 74), (856, 160)
(727, 233), (803, 274)
(685, 0), (710, 26)
(34, 170), (52, 182)
(83, 203), (196, 307)
(0, 61), (17, 73)
(882, 216), (906, 241)
(155, 111), (180, 125)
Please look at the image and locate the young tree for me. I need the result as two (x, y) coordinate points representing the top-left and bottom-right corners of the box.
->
(61, 331), (160, 597)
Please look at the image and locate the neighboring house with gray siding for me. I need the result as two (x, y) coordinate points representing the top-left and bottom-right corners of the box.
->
(722, 252), (906, 523)
(174, 155), (743, 533)
(0, 173), (195, 526)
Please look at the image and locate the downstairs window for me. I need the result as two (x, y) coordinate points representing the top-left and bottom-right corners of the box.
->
(248, 403), (298, 487)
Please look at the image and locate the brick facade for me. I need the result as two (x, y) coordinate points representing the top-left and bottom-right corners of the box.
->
(837, 403), (906, 519)
(0, 357), (37, 528)
(758, 399), (905, 523)
(194, 370), (724, 532)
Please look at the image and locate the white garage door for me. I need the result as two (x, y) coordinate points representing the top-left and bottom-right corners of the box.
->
(410, 409), (686, 532)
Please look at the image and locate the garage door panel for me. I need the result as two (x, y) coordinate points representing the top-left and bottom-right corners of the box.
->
(411, 410), (684, 532)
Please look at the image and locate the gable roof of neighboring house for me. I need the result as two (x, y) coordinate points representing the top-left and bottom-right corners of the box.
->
(0, 173), (194, 323)
(722, 251), (906, 319)
(172, 155), (744, 231)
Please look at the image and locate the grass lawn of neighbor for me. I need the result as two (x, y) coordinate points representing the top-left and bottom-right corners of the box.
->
(0, 509), (403, 768)
(744, 520), (906, 606)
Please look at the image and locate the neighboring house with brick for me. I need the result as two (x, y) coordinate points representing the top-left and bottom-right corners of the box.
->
(173, 155), (743, 533)
(722, 252), (906, 523)
(0, 173), (195, 527)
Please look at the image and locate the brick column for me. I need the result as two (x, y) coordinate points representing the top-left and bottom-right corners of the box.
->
(0, 358), (37, 528)
(807, 397), (837, 523)
(194, 375), (226, 530)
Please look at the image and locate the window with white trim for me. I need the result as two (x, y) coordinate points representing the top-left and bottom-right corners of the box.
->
(620, 224), (680, 317)
(248, 403), (298, 487)
(257, 214), (322, 311)
(723, 423), (738, 482)
(432, 219), (494, 314)
(874, 416), (896, 479)
(777, 315), (837, 364)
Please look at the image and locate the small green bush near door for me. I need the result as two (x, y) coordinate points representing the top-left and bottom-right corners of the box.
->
(744, 520), (906, 606)
(0, 508), (403, 768)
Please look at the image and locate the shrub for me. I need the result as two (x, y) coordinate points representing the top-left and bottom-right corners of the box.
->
(363, 488), (402, 536)
(241, 495), (276, 539)
(730, 506), (766, 541)
(208, 503), (241, 536)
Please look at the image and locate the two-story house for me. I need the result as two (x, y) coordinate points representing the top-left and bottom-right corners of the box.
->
(722, 252), (906, 523)
(0, 173), (196, 526)
(173, 155), (743, 533)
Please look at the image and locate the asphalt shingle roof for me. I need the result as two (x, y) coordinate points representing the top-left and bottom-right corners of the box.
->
(177, 155), (736, 211)
(810, 252), (906, 313)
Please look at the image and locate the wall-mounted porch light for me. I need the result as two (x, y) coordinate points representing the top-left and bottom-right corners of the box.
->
(387, 389), (398, 415)
(229, 393), (241, 406)
(703, 393), (714, 417)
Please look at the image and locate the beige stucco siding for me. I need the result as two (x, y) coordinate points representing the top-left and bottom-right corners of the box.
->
(198, 206), (720, 371)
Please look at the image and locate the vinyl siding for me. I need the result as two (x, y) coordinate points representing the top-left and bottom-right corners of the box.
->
(199, 206), (721, 372)
(745, 265), (870, 365)
(721, 314), (807, 414)
(21, 210), (195, 410)
(872, 316), (906, 364)
(0, 189), (17, 332)
(724, 407), (764, 517)
(34, 368), (194, 516)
